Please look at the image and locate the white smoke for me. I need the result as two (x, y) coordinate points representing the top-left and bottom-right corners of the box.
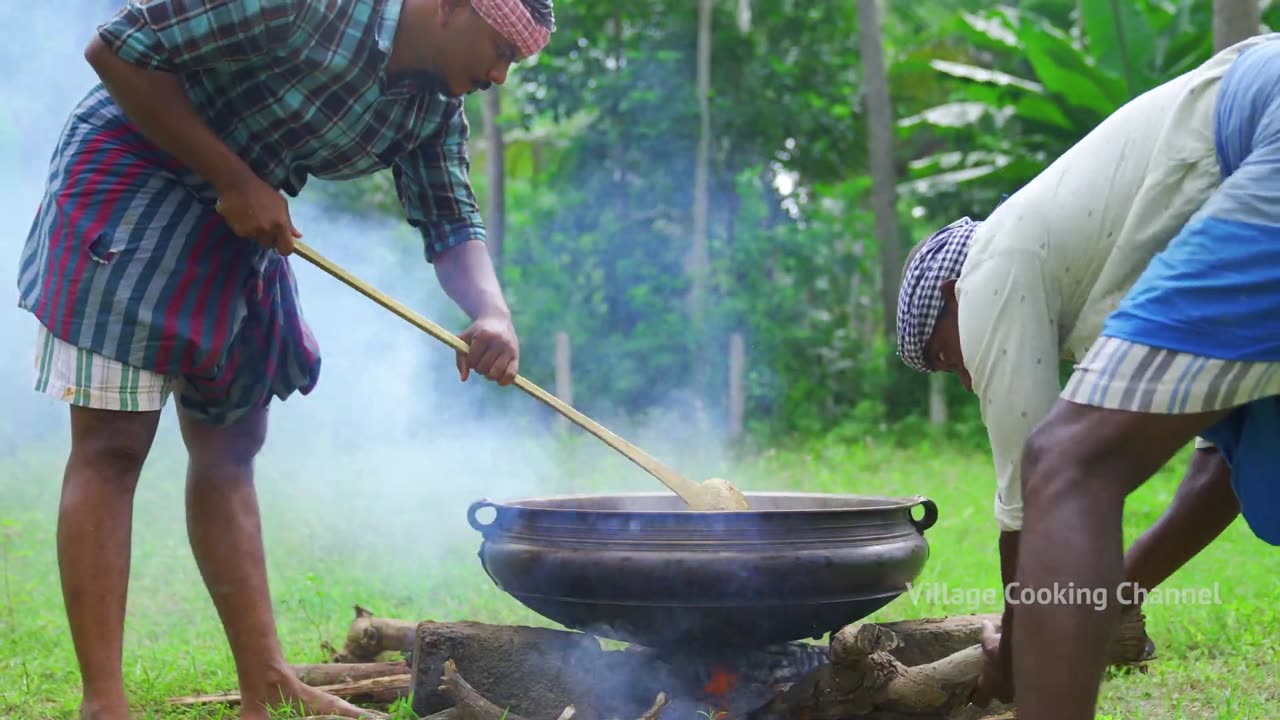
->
(0, 1), (584, 584)
(0, 1), (741, 604)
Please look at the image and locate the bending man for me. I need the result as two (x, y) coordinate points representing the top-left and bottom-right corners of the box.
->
(895, 34), (1280, 711)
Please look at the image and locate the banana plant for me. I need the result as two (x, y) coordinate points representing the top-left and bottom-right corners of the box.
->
(896, 0), (1217, 199)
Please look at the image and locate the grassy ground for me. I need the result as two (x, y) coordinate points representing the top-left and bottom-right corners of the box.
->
(1, 422), (1276, 719)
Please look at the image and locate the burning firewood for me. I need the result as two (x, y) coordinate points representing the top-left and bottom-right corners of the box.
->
(638, 693), (671, 720)
(331, 605), (418, 663)
(750, 623), (986, 719)
(171, 604), (1071, 720)
(408, 620), (832, 717)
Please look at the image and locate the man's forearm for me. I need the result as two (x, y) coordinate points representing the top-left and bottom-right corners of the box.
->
(85, 36), (253, 193)
(1123, 447), (1238, 595)
(433, 239), (510, 321)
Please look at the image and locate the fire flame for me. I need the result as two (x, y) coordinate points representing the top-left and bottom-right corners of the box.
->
(703, 665), (738, 708)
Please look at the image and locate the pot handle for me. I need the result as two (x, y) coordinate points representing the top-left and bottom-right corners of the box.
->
(910, 497), (939, 534)
(467, 500), (499, 535)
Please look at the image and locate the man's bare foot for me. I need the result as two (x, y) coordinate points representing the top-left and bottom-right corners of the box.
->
(240, 670), (387, 719)
(79, 693), (131, 720)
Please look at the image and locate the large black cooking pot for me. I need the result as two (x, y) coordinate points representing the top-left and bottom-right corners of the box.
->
(466, 491), (938, 651)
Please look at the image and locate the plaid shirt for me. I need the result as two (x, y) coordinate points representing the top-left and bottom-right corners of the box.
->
(16, 0), (487, 426)
(98, 0), (487, 258)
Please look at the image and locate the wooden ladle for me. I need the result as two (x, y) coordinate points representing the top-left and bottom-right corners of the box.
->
(293, 241), (750, 512)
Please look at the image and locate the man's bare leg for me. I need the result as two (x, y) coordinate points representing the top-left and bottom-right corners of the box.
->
(1012, 401), (1229, 720)
(177, 406), (373, 719)
(1124, 447), (1238, 593)
(58, 406), (163, 720)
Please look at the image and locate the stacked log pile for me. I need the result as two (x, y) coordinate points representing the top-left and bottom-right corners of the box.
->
(169, 605), (1154, 720)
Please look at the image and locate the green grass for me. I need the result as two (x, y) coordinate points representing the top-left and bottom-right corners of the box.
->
(1, 422), (1276, 719)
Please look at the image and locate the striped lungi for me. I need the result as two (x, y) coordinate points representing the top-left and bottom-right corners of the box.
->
(1062, 338), (1280, 416)
(1061, 40), (1280, 545)
(15, 85), (321, 426)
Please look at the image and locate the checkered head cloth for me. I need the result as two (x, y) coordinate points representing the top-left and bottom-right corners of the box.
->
(472, 0), (553, 59)
(895, 217), (980, 373)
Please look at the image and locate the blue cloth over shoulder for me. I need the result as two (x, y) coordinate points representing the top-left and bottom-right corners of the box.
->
(1103, 38), (1280, 545)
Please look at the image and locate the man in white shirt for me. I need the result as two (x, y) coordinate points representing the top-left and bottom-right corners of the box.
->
(895, 34), (1280, 716)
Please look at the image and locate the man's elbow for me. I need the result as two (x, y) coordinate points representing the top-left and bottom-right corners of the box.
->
(84, 35), (113, 73)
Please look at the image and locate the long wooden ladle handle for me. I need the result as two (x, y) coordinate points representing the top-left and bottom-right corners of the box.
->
(291, 241), (706, 505)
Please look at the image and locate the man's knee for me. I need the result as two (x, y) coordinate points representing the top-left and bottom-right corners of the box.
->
(1020, 402), (1118, 512)
(67, 406), (161, 487)
(180, 407), (269, 470)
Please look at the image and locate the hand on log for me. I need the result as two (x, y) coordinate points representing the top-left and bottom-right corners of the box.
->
(332, 605), (419, 663)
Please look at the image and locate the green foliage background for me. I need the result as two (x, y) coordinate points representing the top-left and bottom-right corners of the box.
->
(316, 0), (1280, 448)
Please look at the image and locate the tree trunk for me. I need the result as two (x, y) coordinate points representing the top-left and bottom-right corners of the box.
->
(1214, 0), (1261, 53)
(481, 87), (505, 274)
(728, 333), (746, 439)
(689, 0), (713, 388)
(855, 0), (903, 343)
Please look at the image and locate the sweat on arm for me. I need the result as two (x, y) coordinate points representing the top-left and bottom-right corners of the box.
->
(392, 102), (489, 263)
(95, 0), (303, 73)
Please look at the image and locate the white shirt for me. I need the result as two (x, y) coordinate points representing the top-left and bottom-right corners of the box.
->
(956, 37), (1272, 531)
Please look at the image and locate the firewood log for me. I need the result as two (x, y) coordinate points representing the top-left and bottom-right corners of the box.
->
(332, 605), (418, 663)
(293, 661), (408, 686)
(440, 658), (535, 720)
(854, 604), (1153, 667)
(168, 674), (408, 710)
(751, 624), (986, 719)
(638, 693), (671, 720)
(438, 660), (669, 720)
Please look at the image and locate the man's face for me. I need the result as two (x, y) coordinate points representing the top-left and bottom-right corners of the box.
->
(434, 2), (520, 96)
(923, 278), (973, 392)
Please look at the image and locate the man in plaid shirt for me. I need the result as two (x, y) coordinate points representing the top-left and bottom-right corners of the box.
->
(16, 0), (554, 717)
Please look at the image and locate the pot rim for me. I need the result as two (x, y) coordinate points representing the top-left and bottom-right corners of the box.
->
(467, 491), (939, 534)
(478, 490), (929, 511)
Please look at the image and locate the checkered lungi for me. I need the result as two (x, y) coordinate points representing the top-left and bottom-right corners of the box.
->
(16, 86), (321, 426)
